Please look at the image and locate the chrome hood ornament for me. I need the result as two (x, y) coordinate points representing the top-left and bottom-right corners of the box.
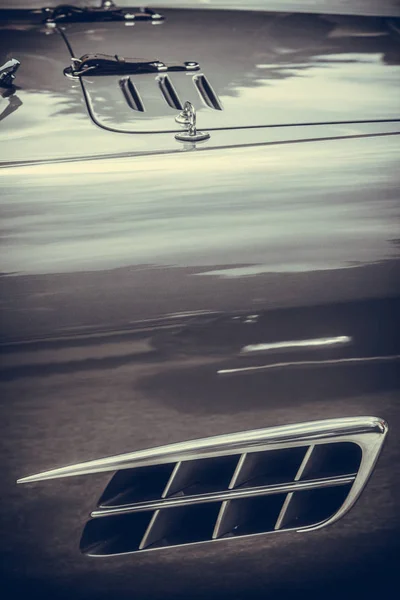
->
(175, 101), (210, 143)
(0, 59), (21, 88)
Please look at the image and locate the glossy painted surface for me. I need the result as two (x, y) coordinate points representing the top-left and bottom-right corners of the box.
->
(1, 3), (400, 600)
(68, 11), (400, 133)
(1, 8), (400, 162)
(0, 135), (399, 341)
(1, 131), (400, 598)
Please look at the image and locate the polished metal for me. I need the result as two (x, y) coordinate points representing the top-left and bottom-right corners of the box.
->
(139, 509), (164, 550)
(64, 55), (200, 78)
(175, 101), (211, 142)
(274, 445), (315, 530)
(17, 417), (386, 482)
(92, 474), (356, 517)
(0, 58), (20, 88)
(175, 101), (192, 125)
(70, 416), (387, 554)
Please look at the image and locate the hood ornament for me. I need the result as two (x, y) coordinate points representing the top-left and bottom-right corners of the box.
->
(175, 102), (210, 143)
(0, 58), (21, 88)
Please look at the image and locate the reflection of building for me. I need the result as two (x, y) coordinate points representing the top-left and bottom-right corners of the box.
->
(1, 9), (399, 96)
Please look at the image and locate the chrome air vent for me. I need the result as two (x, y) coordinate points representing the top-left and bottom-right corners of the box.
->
(81, 68), (223, 130)
(118, 72), (221, 113)
(18, 417), (387, 556)
(118, 73), (221, 114)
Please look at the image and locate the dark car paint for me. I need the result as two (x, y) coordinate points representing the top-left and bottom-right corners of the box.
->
(0, 4), (400, 600)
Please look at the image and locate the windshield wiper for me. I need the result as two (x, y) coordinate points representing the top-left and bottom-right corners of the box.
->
(42, 2), (164, 24)
(64, 54), (199, 77)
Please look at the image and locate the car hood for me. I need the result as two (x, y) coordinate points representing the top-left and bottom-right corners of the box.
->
(61, 9), (400, 133)
(0, 5), (399, 162)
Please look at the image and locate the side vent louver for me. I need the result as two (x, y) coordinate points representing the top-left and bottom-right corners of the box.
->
(119, 71), (222, 113)
(157, 75), (183, 110)
(119, 77), (144, 112)
(17, 417), (387, 556)
(193, 74), (223, 110)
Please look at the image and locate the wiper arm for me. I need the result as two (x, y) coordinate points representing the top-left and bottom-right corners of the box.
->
(64, 54), (199, 77)
(42, 2), (164, 24)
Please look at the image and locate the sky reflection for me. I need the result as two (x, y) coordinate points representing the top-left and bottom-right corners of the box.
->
(0, 135), (399, 276)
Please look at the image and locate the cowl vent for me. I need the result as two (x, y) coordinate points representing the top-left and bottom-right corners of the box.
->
(17, 417), (387, 556)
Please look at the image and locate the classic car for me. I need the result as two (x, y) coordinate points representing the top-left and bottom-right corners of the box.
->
(1, 1), (399, 598)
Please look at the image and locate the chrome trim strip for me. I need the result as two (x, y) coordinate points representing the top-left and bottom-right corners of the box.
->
(138, 510), (161, 550)
(17, 417), (387, 483)
(89, 473), (354, 516)
(212, 453), (247, 538)
(161, 461), (182, 498)
(274, 445), (315, 530)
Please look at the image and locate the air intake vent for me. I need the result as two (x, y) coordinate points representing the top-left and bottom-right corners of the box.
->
(157, 75), (183, 110)
(118, 72), (222, 115)
(119, 77), (145, 112)
(193, 74), (223, 110)
(17, 417), (387, 556)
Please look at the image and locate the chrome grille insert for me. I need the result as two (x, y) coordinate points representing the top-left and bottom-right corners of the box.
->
(17, 417), (387, 556)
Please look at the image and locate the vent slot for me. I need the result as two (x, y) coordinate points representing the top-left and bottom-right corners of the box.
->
(164, 455), (239, 498)
(80, 511), (153, 556)
(119, 77), (145, 112)
(215, 494), (287, 539)
(193, 74), (223, 110)
(276, 485), (353, 530)
(140, 503), (222, 550)
(157, 75), (183, 110)
(232, 447), (308, 488)
(98, 463), (175, 507)
(299, 443), (362, 481)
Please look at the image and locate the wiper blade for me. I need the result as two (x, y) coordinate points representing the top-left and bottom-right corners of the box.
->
(42, 3), (164, 24)
(64, 54), (199, 77)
